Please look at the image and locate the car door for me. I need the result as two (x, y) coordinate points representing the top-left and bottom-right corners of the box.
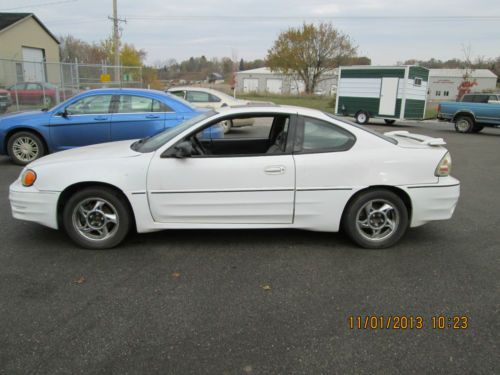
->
(49, 94), (112, 150)
(25, 83), (43, 104)
(110, 94), (167, 141)
(146, 114), (296, 224)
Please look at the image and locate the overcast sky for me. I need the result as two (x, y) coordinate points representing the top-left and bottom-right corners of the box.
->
(1, 0), (499, 65)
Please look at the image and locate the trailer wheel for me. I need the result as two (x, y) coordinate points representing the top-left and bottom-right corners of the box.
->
(384, 119), (396, 125)
(355, 111), (369, 125)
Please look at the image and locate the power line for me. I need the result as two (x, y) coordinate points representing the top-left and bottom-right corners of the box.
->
(0, 0), (78, 11)
(124, 15), (500, 21)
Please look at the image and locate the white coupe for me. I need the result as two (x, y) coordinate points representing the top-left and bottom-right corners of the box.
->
(9, 105), (460, 250)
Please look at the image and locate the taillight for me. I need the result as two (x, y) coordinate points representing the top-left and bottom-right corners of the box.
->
(435, 152), (451, 177)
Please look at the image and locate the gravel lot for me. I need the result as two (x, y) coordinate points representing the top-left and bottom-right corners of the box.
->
(0, 119), (498, 374)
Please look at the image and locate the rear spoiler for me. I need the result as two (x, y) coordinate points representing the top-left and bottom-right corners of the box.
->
(384, 131), (446, 146)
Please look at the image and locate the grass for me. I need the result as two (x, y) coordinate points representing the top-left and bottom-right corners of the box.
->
(239, 93), (335, 113)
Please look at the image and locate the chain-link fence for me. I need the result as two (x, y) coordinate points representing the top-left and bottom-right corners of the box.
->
(0, 58), (143, 113)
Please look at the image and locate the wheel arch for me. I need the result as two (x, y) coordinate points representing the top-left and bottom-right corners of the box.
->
(56, 181), (136, 231)
(340, 185), (412, 227)
(5, 127), (49, 154)
(452, 111), (475, 123)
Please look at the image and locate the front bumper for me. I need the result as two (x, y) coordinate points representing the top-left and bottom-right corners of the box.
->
(9, 180), (60, 229)
(406, 177), (460, 227)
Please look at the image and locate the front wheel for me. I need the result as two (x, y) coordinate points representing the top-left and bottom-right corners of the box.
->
(343, 189), (409, 249)
(7, 131), (46, 165)
(63, 187), (132, 249)
(355, 111), (369, 125)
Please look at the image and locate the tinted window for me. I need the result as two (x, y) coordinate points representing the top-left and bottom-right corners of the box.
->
(26, 83), (41, 90)
(461, 95), (474, 102)
(169, 90), (185, 98)
(474, 95), (489, 103)
(66, 95), (113, 115)
(186, 91), (218, 103)
(300, 117), (355, 152)
(116, 95), (171, 113)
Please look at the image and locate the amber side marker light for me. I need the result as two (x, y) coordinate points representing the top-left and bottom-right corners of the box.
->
(21, 170), (37, 187)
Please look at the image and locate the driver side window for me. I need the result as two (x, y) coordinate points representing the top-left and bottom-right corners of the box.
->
(66, 95), (113, 115)
(185, 114), (291, 157)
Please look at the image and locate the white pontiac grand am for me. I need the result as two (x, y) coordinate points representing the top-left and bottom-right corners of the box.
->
(9, 105), (460, 250)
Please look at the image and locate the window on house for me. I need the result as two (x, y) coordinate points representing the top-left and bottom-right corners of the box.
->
(414, 77), (422, 86)
(436, 91), (441, 96)
(444, 91), (449, 97)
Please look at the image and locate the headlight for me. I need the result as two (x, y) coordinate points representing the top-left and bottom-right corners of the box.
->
(21, 169), (37, 187)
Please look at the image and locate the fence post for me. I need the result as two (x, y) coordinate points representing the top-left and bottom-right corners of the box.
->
(74, 58), (80, 92)
(59, 62), (65, 102)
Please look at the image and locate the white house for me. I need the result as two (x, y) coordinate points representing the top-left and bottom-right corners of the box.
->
(428, 69), (498, 101)
(235, 67), (338, 95)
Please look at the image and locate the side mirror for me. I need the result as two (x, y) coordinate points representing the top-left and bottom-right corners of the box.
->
(56, 108), (68, 118)
(171, 141), (193, 158)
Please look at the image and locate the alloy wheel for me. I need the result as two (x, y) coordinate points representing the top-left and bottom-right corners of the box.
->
(355, 199), (400, 242)
(12, 136), (39, 162)
(72, 198), (119, 241)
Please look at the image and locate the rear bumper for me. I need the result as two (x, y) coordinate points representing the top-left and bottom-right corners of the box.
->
(406, 177), (460, 227)
(9, 180), (60, 229)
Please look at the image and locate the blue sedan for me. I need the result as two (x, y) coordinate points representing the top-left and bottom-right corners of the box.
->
(0, 88), (222, 165)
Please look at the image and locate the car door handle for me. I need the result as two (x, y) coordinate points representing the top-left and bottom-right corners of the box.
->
(146, 114), (160, 119)
(264, 166), (285, 174)
(94, 116), (108, 121)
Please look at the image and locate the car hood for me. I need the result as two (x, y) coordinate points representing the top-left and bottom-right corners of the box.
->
(29, 140), (142, 168)
(0, 110), (50, 124)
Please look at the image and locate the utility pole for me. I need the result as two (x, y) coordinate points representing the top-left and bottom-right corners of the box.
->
(108, 0), (126, 83)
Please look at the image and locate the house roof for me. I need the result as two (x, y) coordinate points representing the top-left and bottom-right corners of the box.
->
(238, 67), (273, 74)
(238, 67), (338, 76)
(0, 12), (59, 44)
(429, 69), (497, 79)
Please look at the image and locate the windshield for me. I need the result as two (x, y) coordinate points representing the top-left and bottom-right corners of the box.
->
(325, 113), (398, 145)
(133, 110), (216, 153)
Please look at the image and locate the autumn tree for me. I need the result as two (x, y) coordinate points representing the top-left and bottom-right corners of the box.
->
(267, 23), (357, 93)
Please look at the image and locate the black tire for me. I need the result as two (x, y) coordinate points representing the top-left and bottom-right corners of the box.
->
(355, 111), (369, 125)
(63, 187), (132, 250)
(471, 124), (484, 133)
(7, 131), (46, 165)
(454, 116), (474, 133)
(342, 189), (409, 249)
(384, 119), (396, 125)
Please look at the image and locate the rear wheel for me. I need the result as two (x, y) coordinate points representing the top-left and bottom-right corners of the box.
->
(7, 131), (46, 165)
(471, 124), (484, 133)
(355, 111), (369, 125)
(343, 189), (409, 249)
(63, 187), (131, 250)
(384, 119), (396, 125)
(454, 116), (474, 133)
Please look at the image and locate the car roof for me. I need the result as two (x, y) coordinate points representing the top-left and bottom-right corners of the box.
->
(167, 86), (226, 95)
(215, 104), (325, 117)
